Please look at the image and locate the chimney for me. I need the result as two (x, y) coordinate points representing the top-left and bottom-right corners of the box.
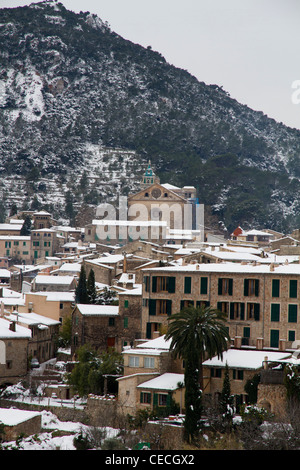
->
(263, 356), (268, 369)
(279, 339), (286, 351)
(256, 337), (264, 350)
(9, 321), (16, 332)
(0, 302), (4, 318)
(234, 336), (242, 348)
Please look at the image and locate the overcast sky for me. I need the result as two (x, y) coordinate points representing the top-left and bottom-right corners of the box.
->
(1, 0), (300, 129)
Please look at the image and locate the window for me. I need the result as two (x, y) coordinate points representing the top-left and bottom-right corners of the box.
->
(230, 302), (245, 320)
(200, 277), (208, 295)
(247, 303), (260, 321)
(271, 304), (280, 322)
(184, 277), (192, 294)
(289, 280), (298, 299)
(129, 356), (140, 367)
(218, 278), (233, 296)
(233, 369), (244, 380)
(124, 300), (129, 308)
(244, 279), (259, 297)
(108, 317), (115, 326)
(140, 392), (151, 404)
(144, 276), (150, 292)
(144, 357), (155, 368)
(211, 368), (222, 378)
(124, 317), (128, 328)
(288, 304), (297, 323)
(158, 394), (168, 406)
(272, 279), (280, 297)
(243, 327), (250, 346)
(289, 330), (296, 342)
(157, 299), (172, 315)
(217, 302), (229, 314)
(152, 276), (176, 293)
(270, 330), (279, 348)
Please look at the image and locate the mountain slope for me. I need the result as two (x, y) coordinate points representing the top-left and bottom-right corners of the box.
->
(1, 1), (300, 232)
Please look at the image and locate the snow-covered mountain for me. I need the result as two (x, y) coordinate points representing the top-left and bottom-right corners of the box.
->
(1, 1), (300, 231)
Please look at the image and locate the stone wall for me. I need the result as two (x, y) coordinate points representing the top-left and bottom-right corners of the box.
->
(257, 383), (287, 416)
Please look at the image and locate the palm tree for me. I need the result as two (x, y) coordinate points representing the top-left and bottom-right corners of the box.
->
(165, 304), (230, 441)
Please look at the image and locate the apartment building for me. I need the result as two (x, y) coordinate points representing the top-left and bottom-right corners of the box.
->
(141, 262), (300, 351)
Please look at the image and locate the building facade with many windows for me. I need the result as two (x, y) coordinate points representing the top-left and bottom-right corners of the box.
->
(141, 262), (300, 350)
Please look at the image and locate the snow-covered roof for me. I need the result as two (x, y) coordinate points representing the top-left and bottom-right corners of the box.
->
(0, 317), (31, 339)
(76, 304), (119, 316)
(136, 335), (172, 351)
(7, 311), (60, 327)
(58, 263), (82, 273)
(142, 262), (300, 275)
(137, 373), (184, 391)
(203, 348), (290, 370)
(27, 291), (74, 301)
(0, 408), (41, 426)
(33, 275), (75, 285)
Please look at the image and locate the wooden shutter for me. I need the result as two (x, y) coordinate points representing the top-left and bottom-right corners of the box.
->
(290, 280), (298, 299)
(288, 304), (297, 323)
(184, 277), (191, 294)
(149, 299), (157, 316)
(240, 303), (245, 320)
(168, 277), (176, 293)
(255, 280), (259, 297)
(152, 276), (157, 293)
(200, 277), (208, 295)
(272, 279), (280, 297)
(244, 279), (249, 296)
(254, 303), (260, 321)
(230, 303), (235, 319)
(166, 300), (172, 316)
(228, 278), (233, 296)
(218, 278), (223, 295)
(271, 304), (280, 322)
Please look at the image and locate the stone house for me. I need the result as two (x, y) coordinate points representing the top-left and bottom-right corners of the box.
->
(0, 408), (41, 442)
(0, 236), (31, 263)
(0, 317), (31, 386)
(71, 304), (120, 356)
(6, 311), (60, 364)
(117, 335), (184, 416)
(140, 262), (300, 350)
(31, 274), (77, 292)
(30, 228), (63, 262)
(22, 291), (75, 325)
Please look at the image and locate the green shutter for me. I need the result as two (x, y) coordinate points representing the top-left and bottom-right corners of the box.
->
(228, 278), (233, 296)
(149, 299), (157, 316)
(290, 280), (298, 299)
(244, 279), (249, 296)
(184, 277), (191, 294)
(272, 279), (280, 297)
(200, 277), (208, 295)
(152, 276), (157, 293)
(217, 302), (222, 311)
(288, 304), (297, 323)
(254, 303), (260, 321)
(146, 323), (152, 339)
(166, 300), (172, 316)
(255, 280), (259, 297)
(180, 300), (185, 311)
(230, 303), (234, 319)
(168, 277), (176, 293)
(153, 393), (158, 406)
(124, 317), (128, 328)
(240, 303), (245, 320)
(243, 327), (250, 338)
(166, 393), (171, 407)
(271, 304), (280, 322)
(270, 330), (279, 348)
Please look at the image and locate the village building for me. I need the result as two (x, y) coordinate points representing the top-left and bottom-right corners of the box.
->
(0, 316), (31, 386)
(140, 262), (300, 350)
(31, 274), (77, 293)
(22, 291), (75, 325)
(6, 311), (60, 364)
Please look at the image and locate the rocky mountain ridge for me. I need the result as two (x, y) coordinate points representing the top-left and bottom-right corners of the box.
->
(1, 1), (300, 232)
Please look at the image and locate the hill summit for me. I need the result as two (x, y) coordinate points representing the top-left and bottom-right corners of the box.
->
(1, 1), (300, 232)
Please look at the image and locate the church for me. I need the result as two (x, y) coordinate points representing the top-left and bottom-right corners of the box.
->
(85, 161), (201, 245)
(128, 161), (199, 231)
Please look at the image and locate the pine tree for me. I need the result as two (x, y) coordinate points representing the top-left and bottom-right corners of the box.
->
(220, 362), (234, 428)
(87, 269), (97, 304)
(75, 265), (88, 304)
(20, 215), (32, 236)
